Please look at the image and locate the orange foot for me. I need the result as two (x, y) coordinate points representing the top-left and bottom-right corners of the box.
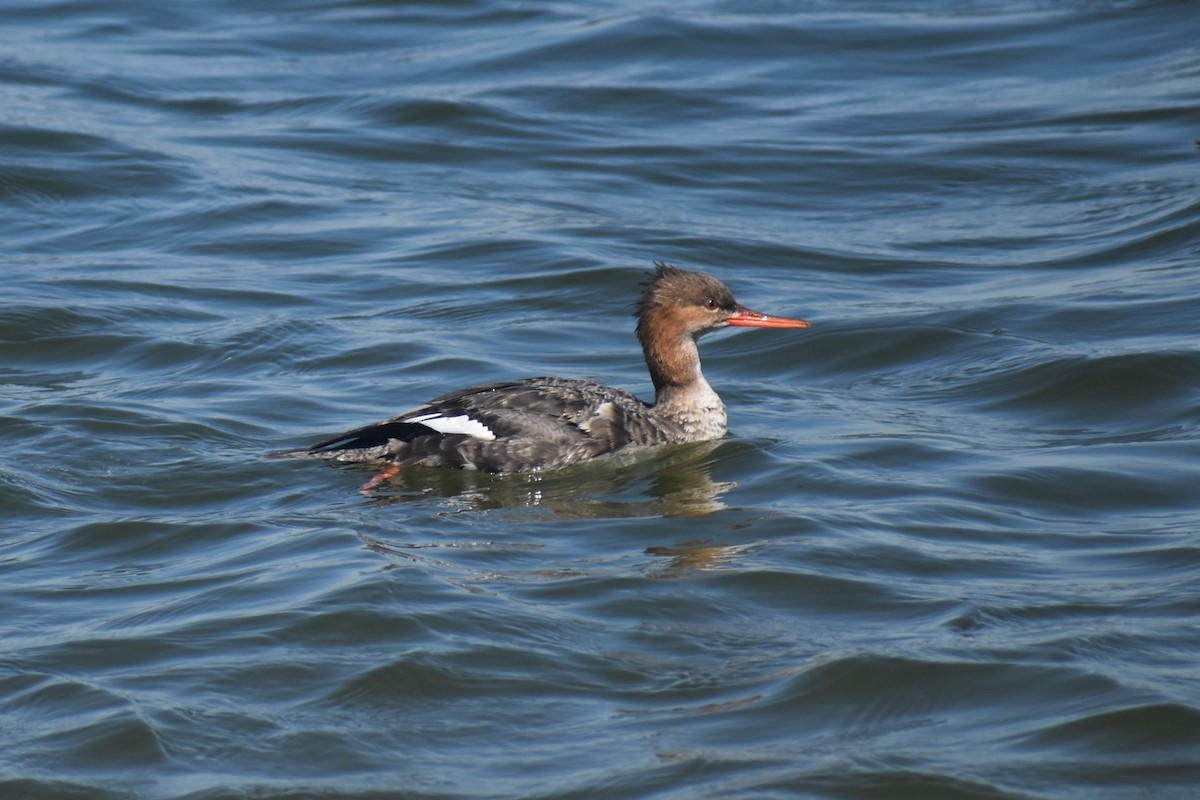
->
(358, 464), (400, 495)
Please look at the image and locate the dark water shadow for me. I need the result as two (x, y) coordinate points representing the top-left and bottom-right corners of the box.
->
(346, 439), (736, 519)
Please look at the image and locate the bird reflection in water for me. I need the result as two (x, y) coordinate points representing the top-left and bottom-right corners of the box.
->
(352, 440), (752, 574)
(355, 439), (734, 518)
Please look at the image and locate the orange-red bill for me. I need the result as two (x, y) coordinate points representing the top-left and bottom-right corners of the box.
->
(725, 305), (811, 329)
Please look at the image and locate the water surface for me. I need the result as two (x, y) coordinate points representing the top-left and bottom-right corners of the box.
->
(3, 1), (1199, 798)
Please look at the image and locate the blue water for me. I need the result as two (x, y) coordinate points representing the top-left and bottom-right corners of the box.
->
(3, 2), (1200, 798)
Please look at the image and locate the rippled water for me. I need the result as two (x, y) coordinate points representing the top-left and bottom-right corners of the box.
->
(3, 1), (1200, 798)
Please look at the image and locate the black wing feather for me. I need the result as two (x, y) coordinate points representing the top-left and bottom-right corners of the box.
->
(306, 420), (437, 453)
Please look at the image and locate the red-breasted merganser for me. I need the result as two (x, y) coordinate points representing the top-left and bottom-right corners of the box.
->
(273, 263), (809, 477)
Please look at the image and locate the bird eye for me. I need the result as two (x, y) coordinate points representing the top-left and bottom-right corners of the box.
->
(704, 298), (719, 311)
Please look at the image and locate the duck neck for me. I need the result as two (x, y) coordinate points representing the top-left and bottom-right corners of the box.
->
(639, 327), (728, 440)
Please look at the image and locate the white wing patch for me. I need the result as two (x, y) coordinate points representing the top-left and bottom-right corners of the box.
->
(406, 412), (496, 441)
(580, 401), (618, 434)
(595, 402), (619, 422)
